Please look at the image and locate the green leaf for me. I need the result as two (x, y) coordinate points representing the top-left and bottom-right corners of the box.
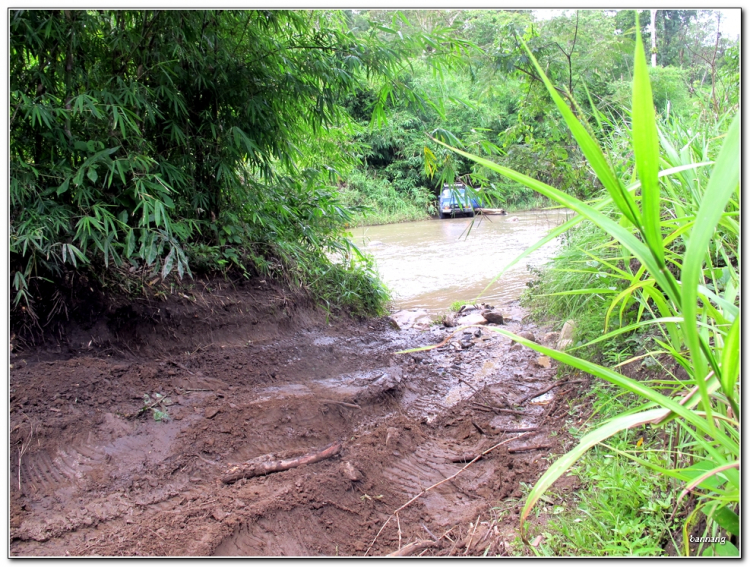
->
(56, 178), (71, 196)
(520, 408), (669, 538)
(711, 506), (739, 536)
(632, 14), (664, 265)
(720, 314), (740, 399)
(680, 113), (739, 419)
(714, 541), (739, 557)
(87, 168), (98, 184)
(431, 140), (676, 307)
(161, 247), (175, 279)
(520, 39), (641, 229)
(681, 461), (726, 492)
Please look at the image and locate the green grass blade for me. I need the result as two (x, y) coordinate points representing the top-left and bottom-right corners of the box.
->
(469, 161), (707, 304)
(472, 212), (580, 302)
(432, 140), (679, 305)
(680, 114), (739, 418)
(520, 408), (669, 539)
(489, 331), (732, 443)
(632, 15), (664, 265)
(568, 316), (684, 352)
(720, 314), (740, 402)
(521, 40), (642, 229)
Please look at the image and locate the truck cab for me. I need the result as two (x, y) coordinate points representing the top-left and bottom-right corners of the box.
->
(438, 183), (480, 219)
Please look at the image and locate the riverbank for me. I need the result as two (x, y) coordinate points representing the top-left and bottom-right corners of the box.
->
(10, 273), (589, 557)
(339, 179), (550, 228)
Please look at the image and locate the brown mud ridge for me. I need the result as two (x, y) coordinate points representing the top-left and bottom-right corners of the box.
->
(10, 276), (589, 557)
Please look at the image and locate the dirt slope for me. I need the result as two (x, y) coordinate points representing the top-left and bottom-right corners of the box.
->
(10, 277), (587, 556)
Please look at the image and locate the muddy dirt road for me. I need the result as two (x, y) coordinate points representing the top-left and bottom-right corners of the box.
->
(10, 280), (587, 556)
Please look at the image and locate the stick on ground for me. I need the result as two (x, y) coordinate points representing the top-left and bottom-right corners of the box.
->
(386, 540), (436, 557)
(507, 443), (552, 454)
(221, 441), (342, 484)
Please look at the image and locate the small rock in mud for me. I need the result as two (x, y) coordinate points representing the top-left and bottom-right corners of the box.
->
(212, 509), (227, 522)
(443, 312), (457, 327)
(557, 320), (576, 350)
(542, 332), (560, 345)
(457, 313), (487, 327)
(389, 309), (432, 331)
(340, 461), (363, 482)
(481, 310), (504, 324)
(460, 339), (474, 349)
(514, 331), (536, 343)
(535, 356), (551, 368)
(204, 407), (220, 419)
(385, 427), (400, 446)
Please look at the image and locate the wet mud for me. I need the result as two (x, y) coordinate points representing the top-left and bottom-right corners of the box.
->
(10, 279), (587, 556)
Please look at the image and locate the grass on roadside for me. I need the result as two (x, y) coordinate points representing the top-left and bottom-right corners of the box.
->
(527, 381), (680, 557)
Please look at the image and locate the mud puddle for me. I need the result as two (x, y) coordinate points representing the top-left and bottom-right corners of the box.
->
(10, 283), (586, 556)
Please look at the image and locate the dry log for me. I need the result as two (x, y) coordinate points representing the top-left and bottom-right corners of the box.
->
(386, 540), (436, 557)
(221, 441), (342, 484)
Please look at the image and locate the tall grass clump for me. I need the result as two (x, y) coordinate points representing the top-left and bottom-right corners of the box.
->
(338, 170), (434, 226)
(437, 13), (739, 556)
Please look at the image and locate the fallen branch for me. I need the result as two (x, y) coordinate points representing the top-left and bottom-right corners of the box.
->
(508, 443), (552, 454)
(516, 380), (585, 405)
(470, 402), (526, 416)
(458, 377), (506, 413)
(493, 426), (539, 433)
(386, 540), (436, 557)
(364, 432), (533, 556)
(471, 420), (485, 435)
(221, 441), (342, 484)
(320, 399), (362, 410)
(450, 454), (484, 463)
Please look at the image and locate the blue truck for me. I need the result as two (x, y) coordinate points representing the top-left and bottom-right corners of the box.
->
(438, 183), (480, 219)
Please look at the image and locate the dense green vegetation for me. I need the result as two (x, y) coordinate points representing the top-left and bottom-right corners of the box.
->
(341, 10), (738, 225)
(10, 9), (470, 329)
(438, 13), (738, 557)
(10, 9), (739, 556)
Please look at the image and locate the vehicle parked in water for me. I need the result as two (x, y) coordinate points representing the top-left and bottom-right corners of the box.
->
(438, 183), (480, 219)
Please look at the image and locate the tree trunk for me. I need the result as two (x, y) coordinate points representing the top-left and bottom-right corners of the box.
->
(650, 10), (658, 67)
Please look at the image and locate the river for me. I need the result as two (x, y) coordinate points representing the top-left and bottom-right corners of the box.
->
(354, 209), (571, 314)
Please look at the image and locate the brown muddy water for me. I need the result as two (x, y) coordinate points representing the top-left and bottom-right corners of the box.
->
(355, 209), (571, 313)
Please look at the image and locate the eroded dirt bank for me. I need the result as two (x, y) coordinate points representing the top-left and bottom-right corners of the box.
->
(10, 277), (588, 556)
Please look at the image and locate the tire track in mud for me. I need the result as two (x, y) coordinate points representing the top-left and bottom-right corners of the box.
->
(11, 300), (574, 557)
